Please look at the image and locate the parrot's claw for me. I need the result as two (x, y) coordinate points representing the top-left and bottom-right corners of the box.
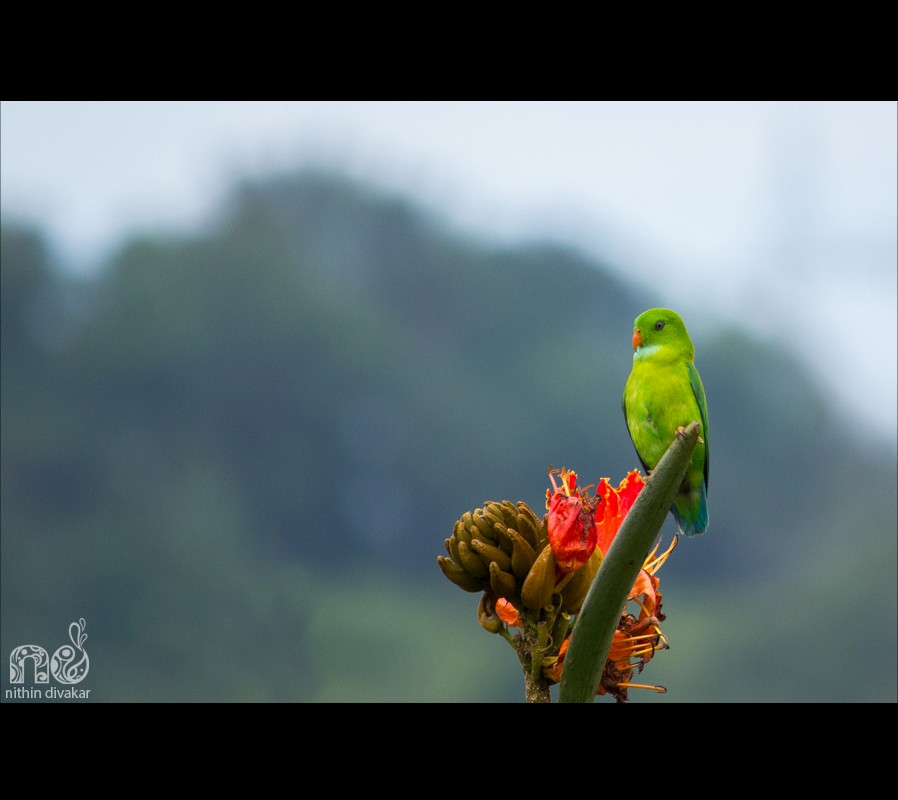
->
(675, 424), (704, 444)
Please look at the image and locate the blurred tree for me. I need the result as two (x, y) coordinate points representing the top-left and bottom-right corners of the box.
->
(1, 170), (894, 702)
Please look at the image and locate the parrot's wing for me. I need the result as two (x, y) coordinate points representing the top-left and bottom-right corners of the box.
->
(687, 361), (710, 491)
(622, 388), (652, 474)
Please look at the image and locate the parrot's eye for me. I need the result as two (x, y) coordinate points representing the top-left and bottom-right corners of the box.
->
(654, 320), (665, 331)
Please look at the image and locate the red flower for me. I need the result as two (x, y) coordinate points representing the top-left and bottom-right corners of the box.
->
(595, 469), (645, 555)
(539, 467), (679, 701)
(545, 468), (599, 573)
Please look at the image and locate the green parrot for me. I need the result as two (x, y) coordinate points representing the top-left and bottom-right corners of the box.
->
(622, 308), (709, 536)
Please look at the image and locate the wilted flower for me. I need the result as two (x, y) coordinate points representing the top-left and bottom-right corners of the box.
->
(602, 534), (677, 700)
(546, 468), (599, 572)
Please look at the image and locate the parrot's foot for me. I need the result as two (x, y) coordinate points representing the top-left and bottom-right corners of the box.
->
(675, 423), (703, 443)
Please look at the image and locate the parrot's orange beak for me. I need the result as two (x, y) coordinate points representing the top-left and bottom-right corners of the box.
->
(632, 329), (642, 350)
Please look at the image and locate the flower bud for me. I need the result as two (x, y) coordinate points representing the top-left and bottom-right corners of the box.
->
(488, 562), (517, 599)
(437, 555), (484, 592)
(559, 547), (603, 614)
(521, 545), (557, 611)
(477, 593), (504, 634)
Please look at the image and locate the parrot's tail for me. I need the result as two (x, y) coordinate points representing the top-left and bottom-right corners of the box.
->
(670, 482), (709, 537)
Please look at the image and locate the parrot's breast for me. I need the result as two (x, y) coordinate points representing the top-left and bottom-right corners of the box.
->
(624, 358), (703, 470)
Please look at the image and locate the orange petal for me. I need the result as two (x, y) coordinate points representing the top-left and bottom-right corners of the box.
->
(617, 470), (645, 517)
(495, 597), (521, 627)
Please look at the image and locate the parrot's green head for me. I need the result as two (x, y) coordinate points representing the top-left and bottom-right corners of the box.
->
(632, 308), (695, 360)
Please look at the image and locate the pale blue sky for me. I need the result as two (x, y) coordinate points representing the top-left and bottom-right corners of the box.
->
(2, 100), (895, 441)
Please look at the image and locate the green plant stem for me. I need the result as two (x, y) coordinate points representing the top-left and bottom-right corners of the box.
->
(530, 619), (548, 683)
(525, 671), (551, 703)
(557, 422), (700, 703)
(524, 620), (551, 702)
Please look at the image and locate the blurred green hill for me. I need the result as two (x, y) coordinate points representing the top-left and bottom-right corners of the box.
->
(2, 170), (895, 702)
